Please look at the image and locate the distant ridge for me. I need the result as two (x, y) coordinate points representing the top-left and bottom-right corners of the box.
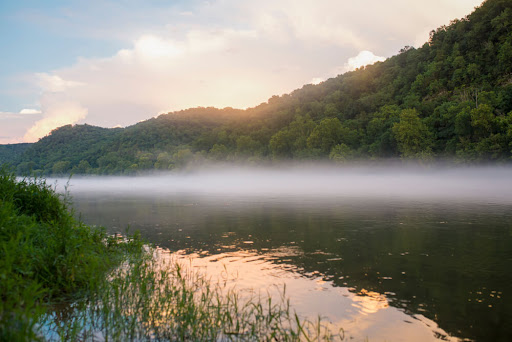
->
(3, 0), (512, 174)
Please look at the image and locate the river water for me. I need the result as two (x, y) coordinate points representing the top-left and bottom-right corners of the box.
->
(56, 166), (512, 341)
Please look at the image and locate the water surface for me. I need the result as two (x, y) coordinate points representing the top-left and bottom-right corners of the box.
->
(57, 166), (512, 341)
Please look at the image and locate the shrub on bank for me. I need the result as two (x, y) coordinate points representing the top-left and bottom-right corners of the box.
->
(0, 168), (143, 340)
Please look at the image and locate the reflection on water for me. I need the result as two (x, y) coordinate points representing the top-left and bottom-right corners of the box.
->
(166, 249), (458, 342)
(352, 289), (388, 315)
(55, 167), (512, 342)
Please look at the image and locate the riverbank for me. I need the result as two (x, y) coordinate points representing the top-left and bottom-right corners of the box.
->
(0, 169), (338, 340)
(0, 169), (144, 340)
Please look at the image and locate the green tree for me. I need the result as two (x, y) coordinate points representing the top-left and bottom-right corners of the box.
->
(365, 105), (400, 157)
(16, 161), (36, 175)
(172, 149), (194, 167)
(269, 130), (294, 159)
(307, 118), (347, 154)
(52, 161), (71, 175)
(329, 143), (354, 162)
(392, 109), (434, 159)
(137, 152), (155, 170)
(74, 160), (91, 174)
(154, 152), (172, 170)
(208, 144), (229, 160)
(288, 115), (316, 155)
(236, 136), (261, 157)
(470, 104), (495, 139)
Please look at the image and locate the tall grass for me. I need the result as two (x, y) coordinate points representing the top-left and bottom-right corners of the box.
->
(0, 168), (143, 340)
(1, 168), (341, 341)
(42, 250), (342, 341)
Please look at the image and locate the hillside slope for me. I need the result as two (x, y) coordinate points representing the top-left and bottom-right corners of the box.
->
(3, 0), (512, 174)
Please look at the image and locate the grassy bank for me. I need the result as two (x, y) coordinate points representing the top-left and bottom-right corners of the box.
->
(0, 169), (340, 341)
(0, 168), (144, 340)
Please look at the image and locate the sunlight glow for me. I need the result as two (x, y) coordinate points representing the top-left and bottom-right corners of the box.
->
(135, 35), (183, 60)
(352, 289), (389, 314)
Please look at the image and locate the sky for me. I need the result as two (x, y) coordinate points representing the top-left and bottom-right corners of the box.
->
(0, 0), (484, 144)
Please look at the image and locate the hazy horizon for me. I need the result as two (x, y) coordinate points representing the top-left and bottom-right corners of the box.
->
(48, 164), (512, 204)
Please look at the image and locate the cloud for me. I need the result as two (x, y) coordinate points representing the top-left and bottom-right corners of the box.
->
(119, 35), (185, 65)
(30, 28), (310, 129)
(310, 78), (325, 85)
(7, 0), (483, 143)
(244, 0), (482, 52)
(23, 96), (88, 142)
(35, 73), (85, 93)
(342, 51), (386, 72)
(19, 108), (42, 114)
(0, 110), (42, 144)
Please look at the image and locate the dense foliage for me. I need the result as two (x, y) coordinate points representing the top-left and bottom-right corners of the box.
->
(2, 0), (512, 174)
(0, 168), (143, 340)
(0, 143), (31, 165)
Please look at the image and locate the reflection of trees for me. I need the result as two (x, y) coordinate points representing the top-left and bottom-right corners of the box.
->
(73, 195), (512, 342)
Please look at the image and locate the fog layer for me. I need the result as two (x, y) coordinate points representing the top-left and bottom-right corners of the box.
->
(50, 165), (512, 204)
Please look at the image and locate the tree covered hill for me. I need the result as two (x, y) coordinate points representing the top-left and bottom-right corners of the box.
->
(0, 143), (31, 166)
(2, 0), (512, 175)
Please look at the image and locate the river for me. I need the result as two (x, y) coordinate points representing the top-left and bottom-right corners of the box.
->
(55, 166), (512, 341)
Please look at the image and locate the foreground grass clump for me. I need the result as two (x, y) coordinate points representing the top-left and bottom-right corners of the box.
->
(43, 251), (342, 341)
(0, 169), (143, 340)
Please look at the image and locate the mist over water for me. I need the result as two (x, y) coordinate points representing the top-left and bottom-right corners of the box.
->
(59, 165), (512, 203)
(50, 164), (512, 342)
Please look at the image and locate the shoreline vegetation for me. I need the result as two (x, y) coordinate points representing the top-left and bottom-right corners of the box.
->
(0, 169), (341, 341)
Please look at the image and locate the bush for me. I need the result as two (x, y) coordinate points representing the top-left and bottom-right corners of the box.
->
(0, 168), (143, 340)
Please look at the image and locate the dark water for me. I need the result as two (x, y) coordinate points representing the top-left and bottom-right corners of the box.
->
(59, 167), (512, 341)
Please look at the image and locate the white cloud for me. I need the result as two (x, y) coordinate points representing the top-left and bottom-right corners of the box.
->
(133, 35), (184, 61)
(246, 0), (482, 52)
(30, 27), (306, 129)
(310, 78), (325, 85)
(0, 111), (42, 144)
(23, 96), (88, 142)
(342, 51), (386, 73)
(35, 73), (85, 93)
(19, 108), (42, 114)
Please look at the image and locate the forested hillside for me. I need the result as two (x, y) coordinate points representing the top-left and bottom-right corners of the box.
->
(2, 0), (512, 175)
(0, 143), (31, 165)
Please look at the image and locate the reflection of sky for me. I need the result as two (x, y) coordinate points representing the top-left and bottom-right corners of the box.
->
(166, 248), (462, 342)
